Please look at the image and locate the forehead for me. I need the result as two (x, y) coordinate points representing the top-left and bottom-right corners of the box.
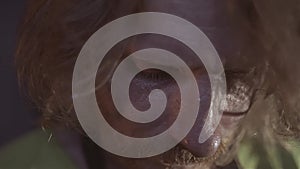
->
(109, 0), (262, 71)
(115, 0), (229, 27)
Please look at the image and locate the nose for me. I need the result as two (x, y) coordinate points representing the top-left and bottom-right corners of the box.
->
(180, 120), (222, 158)
(179, 72), (222, 158)
(127, 67), (221, 157)
(120, 35), (222, 157)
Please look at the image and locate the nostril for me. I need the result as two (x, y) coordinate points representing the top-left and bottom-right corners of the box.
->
(180, 130), (221, 158)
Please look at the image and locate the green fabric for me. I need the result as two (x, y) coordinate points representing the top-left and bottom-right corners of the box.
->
(1, 129), (299, 169)
(0, 129), (78, 169)
(237, 138), (300, 169)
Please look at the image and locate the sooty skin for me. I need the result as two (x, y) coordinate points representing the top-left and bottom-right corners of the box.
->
(16, 0), (265, 169)
(92, 0), (263, 169)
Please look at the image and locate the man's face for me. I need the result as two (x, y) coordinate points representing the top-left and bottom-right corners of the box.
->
(14, 0), (300, 168)
(90, 0), (263, 168)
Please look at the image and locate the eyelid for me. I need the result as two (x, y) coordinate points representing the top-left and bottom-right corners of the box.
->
(131, 55), (189, 74)
(133, 54), (205, 75)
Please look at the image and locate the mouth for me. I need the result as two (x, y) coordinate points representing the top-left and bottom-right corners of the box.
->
(158, 70), (257, 169)
(159, 144), (225, 168)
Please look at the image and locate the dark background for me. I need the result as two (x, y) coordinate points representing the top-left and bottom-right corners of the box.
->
(0, 1), (37, 147)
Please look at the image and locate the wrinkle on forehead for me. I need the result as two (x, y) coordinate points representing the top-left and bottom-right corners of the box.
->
(137, 0), (252, 65)
(108, 0), (245, 66)
(107, 0), (262, 71)
(141, 0), (228, 27)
